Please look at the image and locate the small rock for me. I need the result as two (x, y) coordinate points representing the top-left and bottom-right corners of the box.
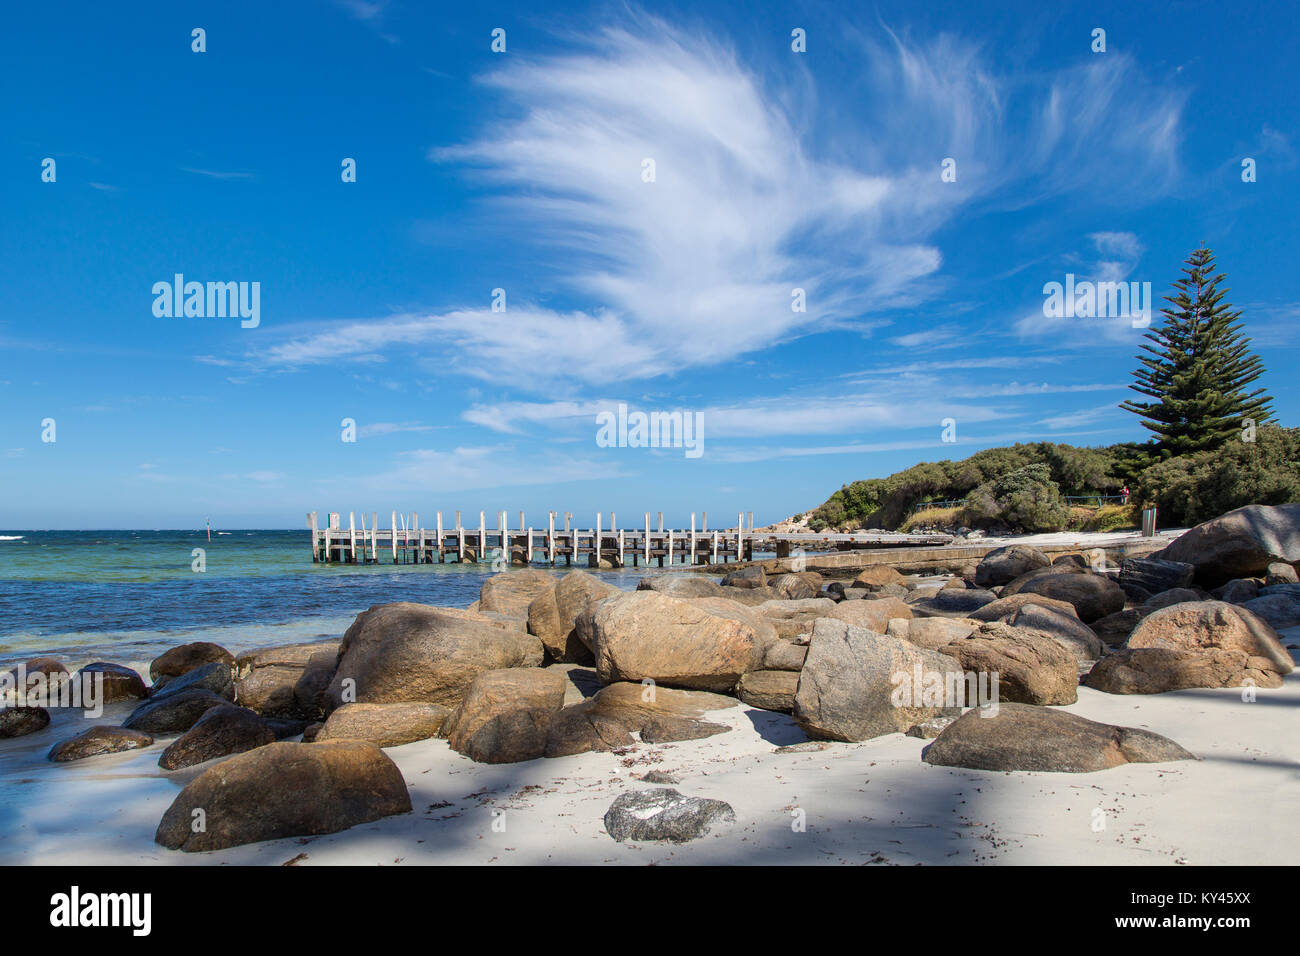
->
(150, 642), (234, 682)
(640, 770), (680, 784)
(76, 662), (148, 703)
(603, 788), (735, 843)
(0, 706), (50, 738)
(48, 726), (153, 761)
(906, 716), (955, 739)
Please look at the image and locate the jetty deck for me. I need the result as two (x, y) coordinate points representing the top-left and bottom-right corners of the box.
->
(308, 510), (951, 568)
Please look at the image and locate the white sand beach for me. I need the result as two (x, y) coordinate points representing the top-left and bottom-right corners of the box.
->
(4, 624), (1295, 867)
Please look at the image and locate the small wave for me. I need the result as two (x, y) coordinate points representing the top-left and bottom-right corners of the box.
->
(0, 536), (24, 541)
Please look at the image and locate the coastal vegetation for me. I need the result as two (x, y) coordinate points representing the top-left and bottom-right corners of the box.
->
(810, 247), (1292, 534)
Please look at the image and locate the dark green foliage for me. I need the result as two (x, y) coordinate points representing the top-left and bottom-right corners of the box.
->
(962, 464), (1070, 533)
(1120, 246), (1274, 454)
(806, 430), (1299, 532)
(1135, 425), (1300, 525)
(807, 442), (1125, 530)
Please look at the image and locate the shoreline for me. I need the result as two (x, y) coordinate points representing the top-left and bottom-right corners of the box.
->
(2, 518), (1295, 867)
(3, 634), (1296, 865)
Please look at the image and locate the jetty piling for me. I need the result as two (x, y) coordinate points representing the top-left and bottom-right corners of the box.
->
(306, 510), (953, 568)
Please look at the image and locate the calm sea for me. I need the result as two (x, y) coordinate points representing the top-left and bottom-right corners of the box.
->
(0, 530), (644, 669)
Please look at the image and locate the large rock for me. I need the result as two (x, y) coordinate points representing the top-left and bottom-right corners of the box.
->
(1240, 591), (1300, 630)
(158, 704), (275, 770)
(123, 689), (230, 734)
(1005, 604), (1105, 662)
(974, 545), (1051, 588)
(921, 703), (1195, 772)
(234, 641), (339, 719)
(968, 593), (1081, 622)
(528, 570), (620, 664)
(1213, 578), (1260, 604)
(442, 668), (566, 763)
(885, 617), (977, 651)
(1119, 557), (1196, 603)
(1144, 587), (1206, 610)
(150, 642), (234, 682)
(762, 640), (808, 671)
(1126, 601), (1293, 675)
(0, 706), (50, 737)
(941, 622), (1078, 705)
(48, 726), (153, 762)
(736, 670), (799, 712)
(852, 566), (911, 592)
(3, 658), (69, 704)
(687, 598), (779, 665)
(639, 714), (730, 743)
(1091, 608), (1147, 647)
(827, 597), (913, 632)
(769, 573), (817, 600)
(1265, 562), (1299, 585)
(547, 681), (734, 753)
(1085, 600), (1295, 693)
(906, 588), (998, 617)
(750, 599), (837, 640)
(150, 660), (234, 704)
(155, 740), (411, 851)
(793, 618), (964, 742)
(478, 568), (556, 618)
(1084, 646), (1283, 694)
(74, 662), (148, 703)
(590, 591), (759, 691)
(1002, 569), (1124, 623)
(721, 566), (766, 589)
(716, 585), (783, 606)
(544, 704), (636, 757)
(1154, 503), (1300, 587)
(324, 603), (543, 710)
(637, 575), (727, 599)
(316, 702), (450, 747)
(603, 789), (735, 843)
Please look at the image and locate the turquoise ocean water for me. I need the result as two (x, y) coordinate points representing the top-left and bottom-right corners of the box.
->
(0, 530), (644, 668)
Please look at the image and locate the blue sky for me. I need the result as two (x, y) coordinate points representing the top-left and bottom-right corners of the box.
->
(2, 0), (1296, 529)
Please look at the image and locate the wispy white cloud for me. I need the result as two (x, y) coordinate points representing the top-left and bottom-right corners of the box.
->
(241, 15), (1184, 390)
(362, 446), (628, 493)
(180, 167), (256, 181)
(358, 421), (437, 439)
(1035, 403), (1121, 430)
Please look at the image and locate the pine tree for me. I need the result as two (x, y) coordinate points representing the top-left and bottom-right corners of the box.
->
(1120, 245), (1273, 455)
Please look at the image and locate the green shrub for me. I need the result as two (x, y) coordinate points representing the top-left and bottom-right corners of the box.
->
(805, 430), (1296, 534)
(963, 463), (1069, 533)
(1135, 425), (1300, 525)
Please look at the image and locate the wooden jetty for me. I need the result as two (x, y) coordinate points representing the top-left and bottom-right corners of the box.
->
(307, 510), (952, 569)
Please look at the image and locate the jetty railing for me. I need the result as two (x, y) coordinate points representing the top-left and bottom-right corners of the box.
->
(307, 511), (951, 569)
